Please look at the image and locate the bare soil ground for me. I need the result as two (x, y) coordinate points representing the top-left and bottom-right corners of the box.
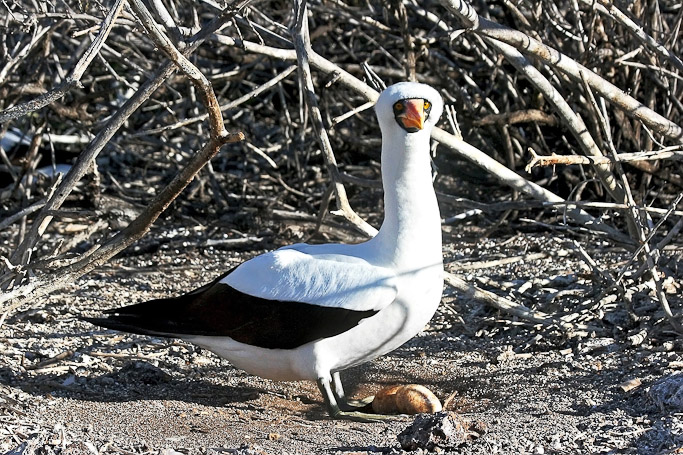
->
(1, 229), (682, 454)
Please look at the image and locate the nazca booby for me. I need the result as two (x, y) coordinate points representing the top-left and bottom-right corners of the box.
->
(82, 82), (445, 421)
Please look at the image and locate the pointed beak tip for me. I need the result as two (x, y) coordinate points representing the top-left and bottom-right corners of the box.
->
(405, 116), (424, 130)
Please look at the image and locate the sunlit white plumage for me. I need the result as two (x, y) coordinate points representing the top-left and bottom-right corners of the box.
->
(83, 82), (445, 420)
(222, 245), (398, 311)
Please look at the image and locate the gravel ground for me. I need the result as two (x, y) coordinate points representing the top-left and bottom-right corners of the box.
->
(1, 231), (682, 454)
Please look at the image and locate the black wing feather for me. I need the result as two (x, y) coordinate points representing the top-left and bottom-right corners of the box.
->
(81, 270), (378, 350)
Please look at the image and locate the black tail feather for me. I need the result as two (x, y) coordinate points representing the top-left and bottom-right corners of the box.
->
(78, 315), (176, 338)
(78, 294), (197, 338)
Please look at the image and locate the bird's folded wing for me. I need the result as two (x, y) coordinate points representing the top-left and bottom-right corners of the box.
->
(82, 246), (398, 349)
(221, 246), (398, 312)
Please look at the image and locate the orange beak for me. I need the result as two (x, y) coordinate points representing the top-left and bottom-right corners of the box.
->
(397, 99), (425, 131)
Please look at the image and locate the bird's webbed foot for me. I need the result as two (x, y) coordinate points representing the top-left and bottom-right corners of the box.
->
(331, 371), (374, 411)
(318, 376), (396, 422)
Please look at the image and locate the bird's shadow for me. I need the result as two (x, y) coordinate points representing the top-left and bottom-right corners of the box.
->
(2, 360), (283, 409)
(1, 328), (329, 412)
(1, 326), (487, 411)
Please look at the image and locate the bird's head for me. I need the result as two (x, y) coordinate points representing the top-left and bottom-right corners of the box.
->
(375, 82), (444, 136)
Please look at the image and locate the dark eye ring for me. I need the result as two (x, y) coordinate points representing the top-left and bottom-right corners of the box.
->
(394, 102), (404, 110)
(424, 101), (431, 110)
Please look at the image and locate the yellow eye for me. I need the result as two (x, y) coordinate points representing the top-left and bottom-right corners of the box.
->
(394, 102), (404, 110)
(424, 101), (431, 110)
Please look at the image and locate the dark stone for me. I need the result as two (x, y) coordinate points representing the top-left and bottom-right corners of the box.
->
(397, 411), (484, 451)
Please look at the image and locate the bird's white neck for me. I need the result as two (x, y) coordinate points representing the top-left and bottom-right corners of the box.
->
(369, 129), (442, 270)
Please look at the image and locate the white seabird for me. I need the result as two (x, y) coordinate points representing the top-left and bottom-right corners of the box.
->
(82, 81), (445, 421)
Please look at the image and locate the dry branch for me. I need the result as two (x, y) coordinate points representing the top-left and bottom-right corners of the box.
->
(0, 0), (127, 124)
(444, 272), (598, 335)
(480, 37), (629, 206)
(473, 110), (558, 127)
(439, 0), (683, 141)
(526, 147), (683, 170)
(213, 34), (631, 243)
(0, 1), (248, 313)
(292, 0), (377, 237)
(580, 0), (683, 73)
(127, 0), (226, 137)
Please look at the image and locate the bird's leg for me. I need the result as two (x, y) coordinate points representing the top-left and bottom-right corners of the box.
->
(331, 371), (346, 401)
(331, 371), (374, 411)
(317, 377), (395, 422)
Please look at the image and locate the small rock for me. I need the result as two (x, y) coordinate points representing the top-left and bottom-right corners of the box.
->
(397, 411), (481, 451)
(5, 442), (29, 455)
(649, 373), (683, 411)
(619, 377), (642, 392)
(159, 450), (185, 455)
(62, 442), (98, 455)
